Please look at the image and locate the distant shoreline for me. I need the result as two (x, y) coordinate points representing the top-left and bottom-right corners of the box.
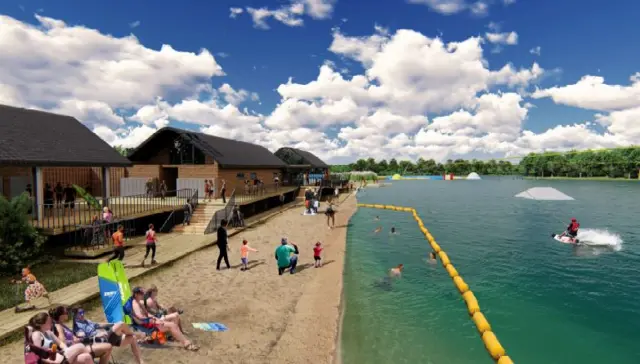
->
(524, 176), (640, 181)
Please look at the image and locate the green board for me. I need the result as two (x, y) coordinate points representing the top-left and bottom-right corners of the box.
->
(97, 263), (125, 324)
(72, 184), (102, 211)
(109, 260), (132, 324)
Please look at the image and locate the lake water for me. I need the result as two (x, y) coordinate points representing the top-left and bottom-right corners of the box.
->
(341, 178), (640, 364)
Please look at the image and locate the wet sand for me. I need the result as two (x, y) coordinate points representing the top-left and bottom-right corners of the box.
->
(2, 194), (356, 364)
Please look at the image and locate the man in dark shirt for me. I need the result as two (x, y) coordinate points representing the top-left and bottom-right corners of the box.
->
(63, 184), (75, 211)
(216, 219), (230, 270)
(54, 182), (64, 208)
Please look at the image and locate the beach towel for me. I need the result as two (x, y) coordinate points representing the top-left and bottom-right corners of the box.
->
(192, 323), (228, 332)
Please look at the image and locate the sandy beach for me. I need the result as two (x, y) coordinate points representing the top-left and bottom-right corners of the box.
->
(2, 194), (356, 364)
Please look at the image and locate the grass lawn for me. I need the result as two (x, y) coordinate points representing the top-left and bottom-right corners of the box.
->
(525, 176), (640, 181)
(0, 261), (97, 311)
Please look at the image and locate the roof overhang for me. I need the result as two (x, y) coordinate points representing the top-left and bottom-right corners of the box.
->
(0, 160), (132, 167)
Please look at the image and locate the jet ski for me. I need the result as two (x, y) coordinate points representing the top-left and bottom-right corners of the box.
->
(551, 232), (580, 245)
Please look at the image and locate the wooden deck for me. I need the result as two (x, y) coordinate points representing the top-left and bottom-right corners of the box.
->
(235, 186), (297, 205)
(0, 201), (302, 342)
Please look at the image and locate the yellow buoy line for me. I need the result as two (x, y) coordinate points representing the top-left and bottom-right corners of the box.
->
(357, 203), (514, 364)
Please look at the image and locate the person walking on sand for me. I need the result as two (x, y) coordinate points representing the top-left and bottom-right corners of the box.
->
(240, 240), (258, 271)
(313, 242), (323, 268)
(141, 224), (158, 267)
(216, 219), (230, 270)
(325, 203), (336, 229)
(107, 225), (126, 263)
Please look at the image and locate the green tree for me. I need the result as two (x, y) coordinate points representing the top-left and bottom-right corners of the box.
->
(0, 193), (46, 273)
(114, 145), (132, 157)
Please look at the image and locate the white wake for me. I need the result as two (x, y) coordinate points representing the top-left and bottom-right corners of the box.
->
(577, 228), (623, 251)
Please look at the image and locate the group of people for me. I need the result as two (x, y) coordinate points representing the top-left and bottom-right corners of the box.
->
(23, 282), (197, 364)
(204, 179), (227, 203)
(42, 182), (77, 214)
(213, 219), (326, 275)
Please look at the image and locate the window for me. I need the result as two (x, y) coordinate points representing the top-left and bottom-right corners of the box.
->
(250, 172), (257, 180)
(236, 172), (245, 179)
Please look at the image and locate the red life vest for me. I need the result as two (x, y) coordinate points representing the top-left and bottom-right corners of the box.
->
(570, 222), (580, 232)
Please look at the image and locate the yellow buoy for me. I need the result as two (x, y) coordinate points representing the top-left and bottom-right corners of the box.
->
(373, 204), (384, 209)
(472, 312), (491, 334)
(463, 291), (480, 315)
(482, 331), (505, 360)
(430, 242), (441, 253)
(439, 251), (450, 266)
(404, 207), (414, 213)
(497, 355), (514, 364)
(453, 276), (468, 294)
(385, 205), (395, 210)
(445, 264), (459, 278)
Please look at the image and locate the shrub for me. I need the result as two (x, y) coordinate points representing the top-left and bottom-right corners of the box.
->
(0, 193), (46, 274)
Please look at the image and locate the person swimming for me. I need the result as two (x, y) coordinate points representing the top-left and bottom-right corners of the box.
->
(390, 227), (396, 234)
(374, 227), (382, 233)
(429, 252), (436, 261)
(389, 264), (403, 278)
(375, 216), (380, 221)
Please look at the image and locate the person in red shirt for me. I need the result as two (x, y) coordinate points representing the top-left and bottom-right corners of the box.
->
(107, 225), (126, 263)
(313, 242), (323, 268)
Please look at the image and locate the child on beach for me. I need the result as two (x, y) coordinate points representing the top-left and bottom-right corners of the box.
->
(240, 240), (258, 271)
(313, 242), (323, 267)
(141, 224), (158, 267)
(13, 267), (50, 312)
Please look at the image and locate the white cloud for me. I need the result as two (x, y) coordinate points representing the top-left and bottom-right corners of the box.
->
(503, 0), (516, 5)
(1, 14), (638, 164)
(530, 46), (541, 56)
(407, 0), (502, 16)
(232, 0), (335, 29)
(129, 20), (140, 28)
(532, 73), (640, 111)
(229, 7), (244, 18)
(485, 31), (518, 45)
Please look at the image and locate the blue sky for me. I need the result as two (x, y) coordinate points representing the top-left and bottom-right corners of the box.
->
(1, 0), (639, 163)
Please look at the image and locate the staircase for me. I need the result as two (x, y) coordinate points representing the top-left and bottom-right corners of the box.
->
(172, 202), (222, 234)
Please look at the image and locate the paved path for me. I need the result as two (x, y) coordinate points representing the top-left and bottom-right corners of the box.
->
(0, 201), (302, 342)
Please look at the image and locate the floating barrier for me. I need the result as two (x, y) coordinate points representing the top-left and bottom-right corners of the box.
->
(356, 203), (511, 363)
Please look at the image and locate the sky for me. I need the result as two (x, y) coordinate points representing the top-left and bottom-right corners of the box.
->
(0, 0), (639, 164)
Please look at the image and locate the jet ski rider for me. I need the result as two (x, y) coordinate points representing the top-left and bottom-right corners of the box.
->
(566, 218), (580, 238)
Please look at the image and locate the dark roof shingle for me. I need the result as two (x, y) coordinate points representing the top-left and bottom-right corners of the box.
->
(128, 127), (287, 168)
(0, 105), (131, 167)
(275, 147), (329, 168)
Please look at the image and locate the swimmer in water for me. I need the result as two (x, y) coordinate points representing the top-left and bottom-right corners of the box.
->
(375, 216), (380, 221)
(390, 227), (396, 234)
(428, 252), (437, 264)
(374, 227), (382, 233)
(389, 264), (403, 278)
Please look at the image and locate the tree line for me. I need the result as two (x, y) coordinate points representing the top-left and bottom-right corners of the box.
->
(331, 147), (640, 178)
(331, 158), (517, 176)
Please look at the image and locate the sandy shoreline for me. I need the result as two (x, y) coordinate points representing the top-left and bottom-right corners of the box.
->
(1, 194), (357, 363)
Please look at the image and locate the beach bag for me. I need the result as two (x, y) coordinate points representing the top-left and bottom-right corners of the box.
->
(123, 296), (134, 316)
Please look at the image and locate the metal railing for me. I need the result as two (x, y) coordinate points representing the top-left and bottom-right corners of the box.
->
(32, 188), (195, 230)
(69, 218), (136, 251)
(204, 189), (236, 235)
(234, 182), (297, 204)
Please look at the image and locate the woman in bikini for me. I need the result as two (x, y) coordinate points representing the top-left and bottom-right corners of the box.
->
(144, 285), (185, 333)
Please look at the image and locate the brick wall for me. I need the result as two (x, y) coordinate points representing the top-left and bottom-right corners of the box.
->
(127, 165), (161, 179)
(178, 165), (218, 179)
(217, 168), (281, 192)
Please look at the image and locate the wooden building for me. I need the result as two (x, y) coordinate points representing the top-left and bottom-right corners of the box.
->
(126, 127), (287, 196)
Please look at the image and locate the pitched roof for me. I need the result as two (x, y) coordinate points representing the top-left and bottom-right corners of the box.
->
(128, 127), (287, 168)
(275, 147), (329, 168)
(0, 104), (131, 167)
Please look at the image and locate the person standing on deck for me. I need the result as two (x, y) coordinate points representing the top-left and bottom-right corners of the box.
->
(159, 180), (167, 201)
(216, 219), (231, 270)
(107, 225), (126, 263)
(183, 199), (193, 226)
(220, 179), (227, 204)
(54, 182), (64, 208)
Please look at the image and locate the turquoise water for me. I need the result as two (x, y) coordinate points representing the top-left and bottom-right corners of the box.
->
(341, 178), (640, 364)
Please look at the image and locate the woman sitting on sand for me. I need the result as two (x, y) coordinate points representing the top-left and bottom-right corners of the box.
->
(70, 306), (144, 363)
(49, 306), (113, 364)
(13, 267), (50, 312)
(144, 285), (186, 333)
(28, 312), (95, 364)
(131, 287), (199, 351)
